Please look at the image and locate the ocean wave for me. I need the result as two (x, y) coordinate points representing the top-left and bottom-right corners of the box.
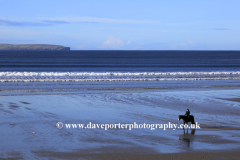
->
(0, 71), (240, 82)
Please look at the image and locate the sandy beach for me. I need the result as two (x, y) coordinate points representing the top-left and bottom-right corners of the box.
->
(0, 88), (240, 159)
(1, 0), (240, 158)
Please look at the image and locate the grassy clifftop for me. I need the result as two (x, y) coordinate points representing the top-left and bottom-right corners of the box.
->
(0, 44), (70, 51)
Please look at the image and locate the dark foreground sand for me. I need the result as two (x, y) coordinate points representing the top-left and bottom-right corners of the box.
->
(3, 150), (240, 160)
(33, 151), (240, 160)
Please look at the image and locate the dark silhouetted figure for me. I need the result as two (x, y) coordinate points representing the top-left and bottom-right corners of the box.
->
(185, 109), (190, 117)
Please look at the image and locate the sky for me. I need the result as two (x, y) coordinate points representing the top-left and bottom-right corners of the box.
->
(0, 0), (240, 50)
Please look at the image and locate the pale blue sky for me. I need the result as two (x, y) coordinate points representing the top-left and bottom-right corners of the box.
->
(0, 0), (239, 50)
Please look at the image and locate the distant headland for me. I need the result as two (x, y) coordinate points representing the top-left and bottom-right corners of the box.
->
(0, 44), (70, 51)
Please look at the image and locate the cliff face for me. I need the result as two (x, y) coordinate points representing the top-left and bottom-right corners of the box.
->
(0, 44), (70, 51)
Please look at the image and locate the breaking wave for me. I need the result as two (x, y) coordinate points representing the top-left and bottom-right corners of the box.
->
(0, 71), (240, 82)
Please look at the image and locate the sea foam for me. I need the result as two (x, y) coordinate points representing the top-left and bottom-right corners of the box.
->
(0, 71), (239, 82)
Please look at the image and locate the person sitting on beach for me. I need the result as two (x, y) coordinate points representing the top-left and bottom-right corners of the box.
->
(185, 109), (190, 117)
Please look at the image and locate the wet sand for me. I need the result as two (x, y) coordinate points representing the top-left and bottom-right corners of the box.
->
(222, 98), (240, 103)
(0, 89), (240, 159)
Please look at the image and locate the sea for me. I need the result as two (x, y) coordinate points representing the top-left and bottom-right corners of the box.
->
(0, 50), (240, 93)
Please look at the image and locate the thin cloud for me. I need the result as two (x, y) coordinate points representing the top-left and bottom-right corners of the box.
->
(42, 16), (155, 24)
(42, 20), (70, 24)
(180, 40), (193, 47)
(0, 16), (154, 27)
(0, 19), (71, 27)
(103, 36), (123, 48)
(126, 40), (131, 45)
(0, 19), (51, 27)
(1, 17), (227, 28)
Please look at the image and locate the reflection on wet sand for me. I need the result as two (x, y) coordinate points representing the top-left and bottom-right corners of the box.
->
(179, 129), (196, 148)
(184, 129), (196, 135)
